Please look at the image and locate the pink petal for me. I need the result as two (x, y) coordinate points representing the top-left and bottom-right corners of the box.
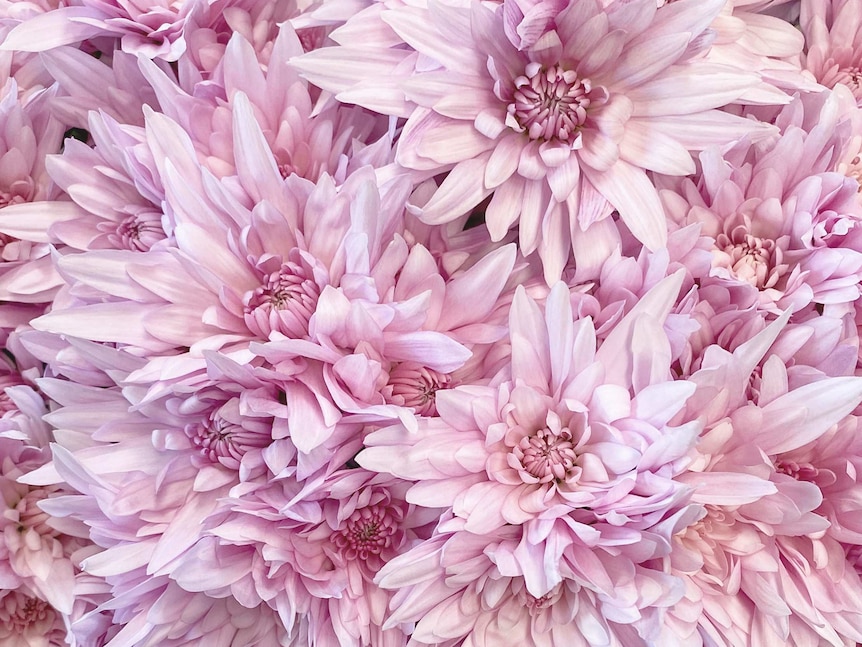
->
(419, 152), (494, 224)
(627, 65), (760, 117)
(755, 377), (862, 455)
(677, 472), (778, 505)
(509, 286), (550, 391)
(582, 161), (667, 251)
(382, 331), (471, 373)
(438, 244), (516, 331)
(485, 133), (526, 189)
(0, 7), (106, 51)
(619, 119), (695, 175)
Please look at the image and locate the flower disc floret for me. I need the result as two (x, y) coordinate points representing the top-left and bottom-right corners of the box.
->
(184, 410), (270, 468)
(243, 256), (321, 338)
(331, 503), (401, 562)
(0, 593), (54, 635)
(384, 363), (452, 416)
(715, 228), (786, 289)
(507, 63), (596, 143)
(509, 415), (579, 484)
(110, 210), (166, 252)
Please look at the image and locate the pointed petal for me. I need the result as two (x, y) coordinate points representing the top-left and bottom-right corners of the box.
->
(0, 8), (106, 51)
(582, 161), (667, 251)
(756, 377), (862, 455)
(596, 270), (683, 388)
(510, 286), (550, 390)
(419, 152), (494, 224)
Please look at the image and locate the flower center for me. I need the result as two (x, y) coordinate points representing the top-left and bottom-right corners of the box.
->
(0, 392), (14, 415)
(0, 377), (24, 416)
(508, 63), (592, 142)
(846, 155), (862, 193)
(0, 593), (54, 634)
(0, 192), (26, 209)
(775, 459), (820, 482)
(243, 260), (320, 338)
(113, 211), (166, 252)
(847, 544), (862, 576)
(0, 179), (35, 208)
(276, 160), (295, 179)
(715, 229), (785, 289)
(384, 363), (452, 416)
(835, 66), (862, 101)
(517, 584), (564, 616)
(6, 487), (58, 538)
(332, 504), (399, 562)
(184, 409), (269, 468)
(512, 426), (578, 484)
(297, 27), (326, 53)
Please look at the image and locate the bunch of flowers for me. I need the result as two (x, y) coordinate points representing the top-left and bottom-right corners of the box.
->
(0, 0), (862, 645)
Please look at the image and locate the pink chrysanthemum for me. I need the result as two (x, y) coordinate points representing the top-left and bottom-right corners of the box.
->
(660, 90), (862, 315)
(361, 275), (699, 534)
(359, 275), (703, 641)
(177, 469), (439, 646)
(295, 0), (781, 282)
(802, 0), (862, 106)
(376, 523), (685, 647)
(0, 588), (66, 647)
(1, 0), (203, 60)
(669, 314), (862, 645)
(0, 79), (66, 306)
(136, 25), (392, 185)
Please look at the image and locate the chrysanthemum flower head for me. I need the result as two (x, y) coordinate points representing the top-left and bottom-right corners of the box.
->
(355, 272), (704, 643)
(660, 89), (862, 315)
(802, 0), (862, 106)
(669, 310), (862, 646)
(295, 0), (782, 282)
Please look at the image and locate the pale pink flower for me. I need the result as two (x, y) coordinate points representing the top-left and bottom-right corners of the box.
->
(21, 356), (351, 644)
(32, 47), (160, 127)
(359, 275), (703, 644)
(0, 384), (93, 618)
(0, 110), (169, 254)
(30, 140), (406, 356)
(136, 24), (392, 185)
(32, 94), (513, 427)
(294, 0), (780, 282)
(0, 588), (66, 647)
(670, 314), (862, 645)
(709, 1), (817, 101)
(180, 0), (300, 76)
(375, 522), (684, 647)
(179, 469), (438, 646)
(0, 80), (66, 305)
(361, 274), (699, 534)
(0, 0), (204, 60)
(74, 577), (290, 646)
(659, 90), (862, 315)
(252, 239), (517, 425)
(802, 0), (862, 105)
